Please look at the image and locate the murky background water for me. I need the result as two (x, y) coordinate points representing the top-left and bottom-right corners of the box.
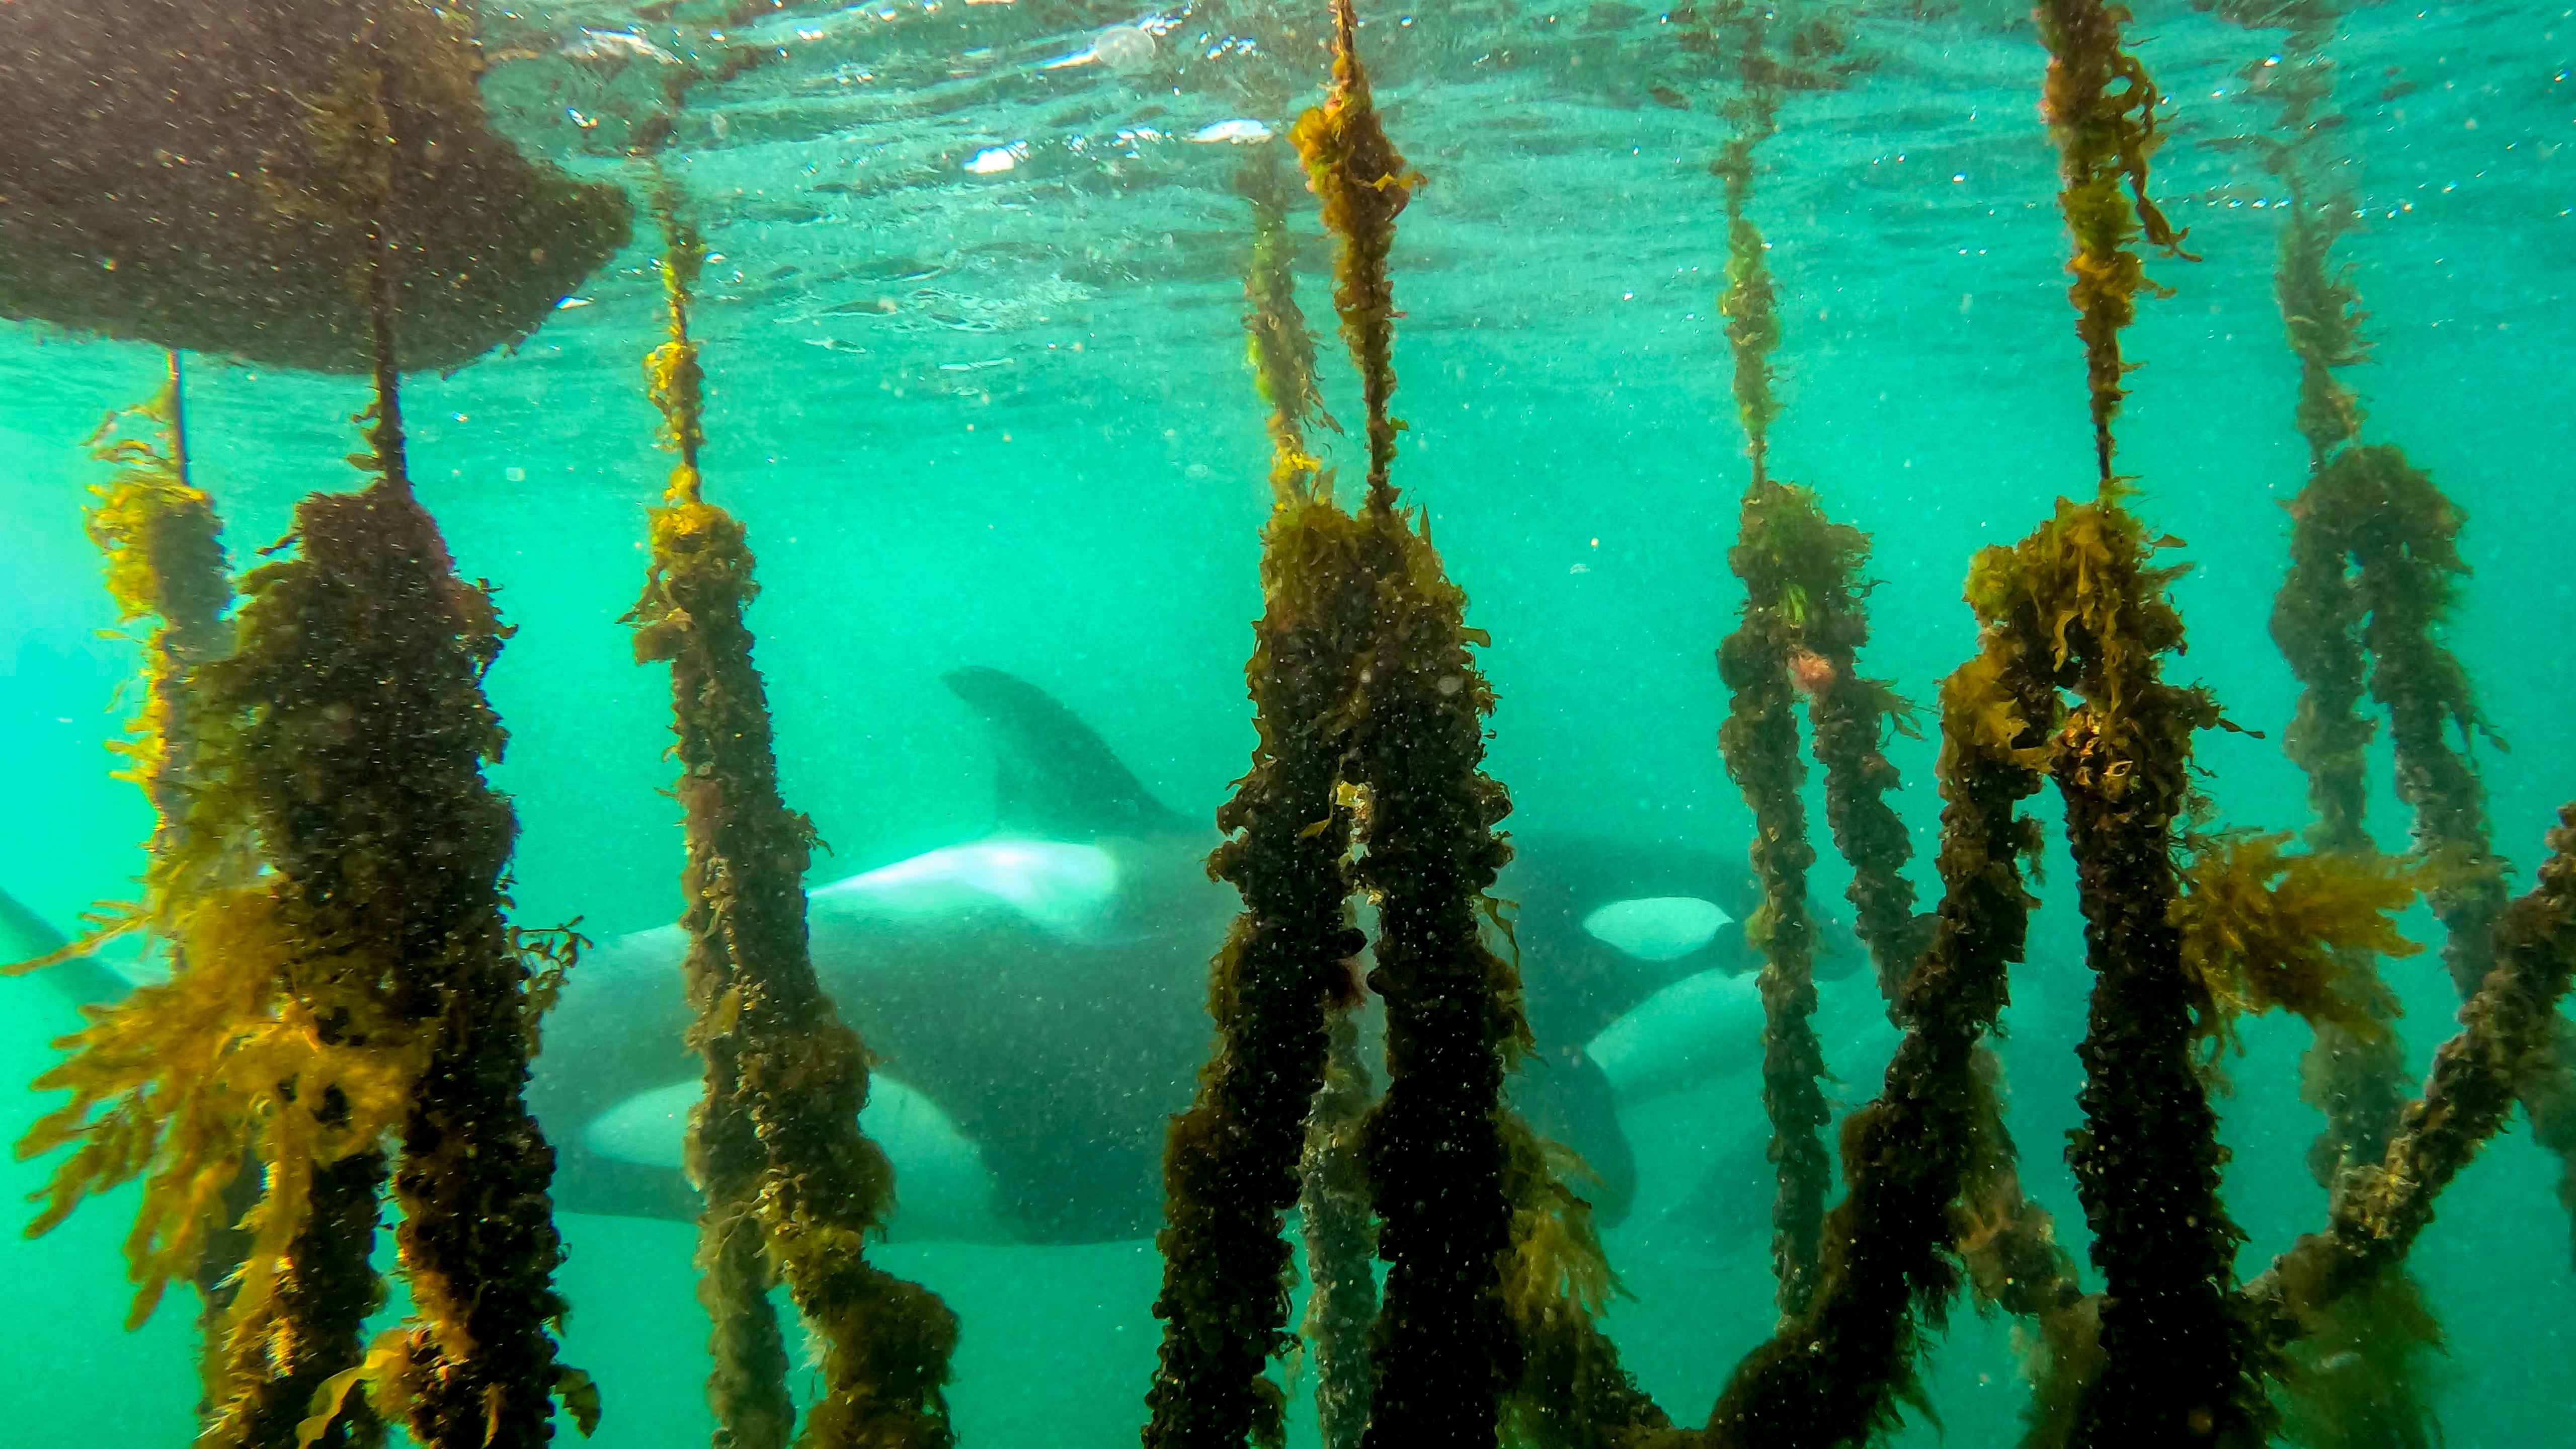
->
(1, 0), (2570, 1443)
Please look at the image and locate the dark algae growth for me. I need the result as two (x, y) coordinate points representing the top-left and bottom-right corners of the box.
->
(15, 47), (591, 1449)
(1702, 0), (1924, 1325)
(2034, 0), (2194, 481)
(1133, 2), (2561, 1446)
(326, 295), (587, 1449)
(2246, 806), (2576, 1338)
(1708, 0), (1833, 1320)
(633, 194), (798, 1449)
(0, 0), (628, 371)
(1152, 8), (1667, 1444)
(2219, 0), (2576, 1261)
(1292, 0), (1420, 507)
(1294, 11), (1538, 1446)
(2216, 4), (2568, 1438)
(2028, 7), (2252, 1443)
(5, 1), (2568, 1446)
(2019, 501), (2260, 1449)
(1142, 150), (1370, 1449)
(629, 187), (959, 1449)
(1704, 514), (2058, 1449)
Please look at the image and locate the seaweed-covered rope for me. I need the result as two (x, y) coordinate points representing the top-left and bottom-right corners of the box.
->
(631, 184), (957, 1449)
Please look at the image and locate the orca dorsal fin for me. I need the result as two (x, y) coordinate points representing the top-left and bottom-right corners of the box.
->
(941, 667), (1192, 839)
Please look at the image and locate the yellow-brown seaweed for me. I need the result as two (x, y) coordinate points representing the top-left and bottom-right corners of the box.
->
(1701, 4), (1926, 1324)
(629, 193), (958, 1449)
(2033, 0), (2194, 483)
(1705, 564), (2058, 1449)
(1143, 149), (1373, 1449)
(2247, 806), (2576, 1337)
(21, 64), (591, 1448)
(1290, 0), (1421, 505)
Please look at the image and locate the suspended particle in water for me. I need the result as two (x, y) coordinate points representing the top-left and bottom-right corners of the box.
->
(1093, 24), (1156, 75)
(1189, 118), (1273, 144)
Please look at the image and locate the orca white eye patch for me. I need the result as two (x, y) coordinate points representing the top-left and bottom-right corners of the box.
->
(1580, 896), (1732, 962)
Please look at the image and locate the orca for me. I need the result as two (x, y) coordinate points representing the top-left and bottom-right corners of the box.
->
(17, 668), (1879, 1247)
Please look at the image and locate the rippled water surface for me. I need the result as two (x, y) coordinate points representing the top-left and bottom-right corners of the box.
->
(2, 0), (2571, 1443)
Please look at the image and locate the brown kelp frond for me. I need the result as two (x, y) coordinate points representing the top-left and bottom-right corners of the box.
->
(250, 450), (575, 1449)
(768, 1232), (959, 1449)
(1717, 481), (1834, 1316)
(1291, 0), (1421, 504)
(1143, 170), (1392, 1445)
(1707, 10), (1916, 1273)
(2271, 498), (2408, 1191)
(85, 368), (229, 669)
(2205, 0), (2368, 458)
(17, 363), (243, 1332)
(1299, 72), (1530, 1420)
(1997, 494), (2264, 1447)
(1732, 479), (1871, 633)
(1499, 1117), (1670, 1449)
(18, 379), (474, 1449)
(2257, 97), (2427, 1208)
(1953, 482), (2265, 1443)
(141, 372), (574, 1447)
(2304, 445), (2505, 993)
(1705, 606), (2057, 1449)
(1239, 149), (1336, 504)
(1146, 492), (1370, 1447)
(1299, 1011), (1380, 1449)
(2173, 833), (2420, 1049)
(2270, 464), (2373, 855)
(1724, 479), (1921, 1017)
(1292, 50), (1527, 1443)
(645, 192), (710, 496)
(1704, 0), (1843, 474)
(1348, 495), (1527, 1449)
(2247, 804), (2576, 1349)
(300, 1326), (596, 1449)
(2273, 1268), (2444, 1449)
(35, 34), (592, 1449)
(324, 143), (585, 1432)
(1502, 1132), (1618, 1327)
(1733, 491), (1925, 1013)
(2274, 188), (2368, 459)
(2232, 14), (2497, 1272)
(2287, 446), (2490, 767)
(2033, 0), (2195, 481)
(1715, 80), (1781, 475)
(632, 209), (794, 1449)
(78, 359), (238, 908)
(1947, 1049), (2095, 1449)
(631, 187), (956, 1449)
(19, 884), (420, 1337)
(1964, 490), (2192, 729)
(2025, 8), (2298, 1423)
(2277, 441), (2576, 1243)
(1718, 200), (1779, 475)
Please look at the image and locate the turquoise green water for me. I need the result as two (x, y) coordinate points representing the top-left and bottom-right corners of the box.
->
(3, 0), (2572, 1443)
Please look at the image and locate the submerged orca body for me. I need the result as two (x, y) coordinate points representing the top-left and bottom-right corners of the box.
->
(20, 668), (1867, 1246)
(537, 670), (1814, 1243)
